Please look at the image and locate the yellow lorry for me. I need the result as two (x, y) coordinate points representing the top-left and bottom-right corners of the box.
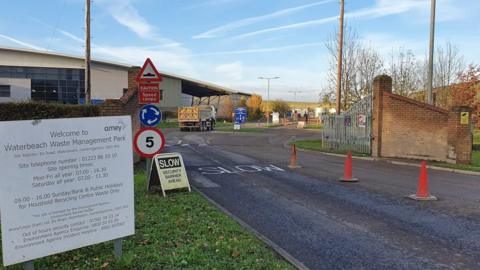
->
(178, 105), (216, 131)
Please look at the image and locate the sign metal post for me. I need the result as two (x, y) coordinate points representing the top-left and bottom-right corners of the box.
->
(23, 261), (34, 270)
(114, 239), (123, 260)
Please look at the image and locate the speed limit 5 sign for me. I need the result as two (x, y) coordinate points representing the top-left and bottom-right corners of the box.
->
(133, 127), (166, 158)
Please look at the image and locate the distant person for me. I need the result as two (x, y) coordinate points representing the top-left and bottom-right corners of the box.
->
(304, 112), (308, 122)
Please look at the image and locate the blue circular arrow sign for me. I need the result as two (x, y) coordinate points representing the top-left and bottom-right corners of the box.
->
(139, 104), (162, 127)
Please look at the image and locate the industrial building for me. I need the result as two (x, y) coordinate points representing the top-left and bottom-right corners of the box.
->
(0, 46), (250, 112)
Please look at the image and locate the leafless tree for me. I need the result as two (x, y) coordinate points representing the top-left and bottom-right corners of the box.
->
(389, 47), (422, 96)
(325, 27), (384, 110)
(433, 42), (465, 107)
(434, 42), (465, 88)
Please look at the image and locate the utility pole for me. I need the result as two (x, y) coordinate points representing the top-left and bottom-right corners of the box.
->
(426, 0), (436, 105)
(85, 0), (91, 104)
(288, 90), (302, 102)
(259, 76), (280, 127)
(335, 0), (345, 115)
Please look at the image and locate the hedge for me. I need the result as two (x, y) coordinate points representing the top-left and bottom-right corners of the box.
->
(0, 102), (100, 121)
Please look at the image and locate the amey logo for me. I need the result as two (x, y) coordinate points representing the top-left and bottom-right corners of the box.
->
(104, 125), (123, 132)
(104, 121), (126, 132)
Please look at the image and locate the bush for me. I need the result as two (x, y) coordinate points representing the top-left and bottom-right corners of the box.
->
(0, 102), (100, 121)
(162, 110), (178, 121)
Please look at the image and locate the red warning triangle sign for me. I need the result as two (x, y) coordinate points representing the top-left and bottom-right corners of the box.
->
(136, 58), (162, 83)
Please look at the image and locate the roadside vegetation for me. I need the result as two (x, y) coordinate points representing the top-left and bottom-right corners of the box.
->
(157, 121), (233, 130)
(157, 121), (179, 128)
(0, 171), (292, 270)
(292, 140), (369, 157)
(303, 124), (322, 130)
(216, 127), (266, 133)
(432, 130), (480, 172)
(294, 132), (480, 172)
(474, 130), (479, 150)
(431, 151), (480, 172)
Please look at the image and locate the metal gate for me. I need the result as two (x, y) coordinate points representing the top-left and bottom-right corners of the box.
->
(321, 95), (372, 154)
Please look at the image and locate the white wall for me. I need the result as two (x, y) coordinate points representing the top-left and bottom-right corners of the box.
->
(91, 63), (128, 100)
(0, 49), (129, 100)
(0, 78), (31, 102)
(156, 77), (182, 109)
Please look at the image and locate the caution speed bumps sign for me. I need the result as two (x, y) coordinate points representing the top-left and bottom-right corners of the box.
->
(148, 153), (191, 196)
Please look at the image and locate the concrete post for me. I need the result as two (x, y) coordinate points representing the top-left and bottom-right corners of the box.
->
(371, 75), (392, 157)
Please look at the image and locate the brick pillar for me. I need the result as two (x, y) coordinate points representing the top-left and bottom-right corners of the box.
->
(371, 75), (392, 157)
(447, 106), (473, 164)
(128, 66), (141, 92)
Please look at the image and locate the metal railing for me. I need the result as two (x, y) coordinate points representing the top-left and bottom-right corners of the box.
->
(321, 95), (372, 154)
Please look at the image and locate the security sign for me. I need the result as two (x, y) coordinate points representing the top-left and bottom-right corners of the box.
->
(460, 112), (469, 125)
(148, 153), (191, 197)
(133, 127), (165, 158)
(140, 104), (162, 127)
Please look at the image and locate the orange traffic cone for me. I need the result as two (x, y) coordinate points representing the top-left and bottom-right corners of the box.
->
(409, 161), (437, 200)
(288, 144), (301, 169)
(340, 151), (358, 182)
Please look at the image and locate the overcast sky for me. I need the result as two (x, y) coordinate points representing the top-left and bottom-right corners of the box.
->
(0, 0), (479, 102)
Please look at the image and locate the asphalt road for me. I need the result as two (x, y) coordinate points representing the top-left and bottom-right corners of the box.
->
(164, 128), (480, 270)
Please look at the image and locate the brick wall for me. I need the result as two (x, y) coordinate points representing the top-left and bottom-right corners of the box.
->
(372, 75), (473, 164)
(99, 88), (141, 162)
(128, 66), (141, 92)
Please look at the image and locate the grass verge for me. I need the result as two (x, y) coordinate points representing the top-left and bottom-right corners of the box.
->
(292, 140), (370, 157)
(429, 151), (480, 172)
(158, 121), (233, 129)
(157, 121), (179, 128)
(303, 124), (322, 130)
(0, 171), (292, 270)
(216, 127), (266, 133)
(474, 130), (479, 150)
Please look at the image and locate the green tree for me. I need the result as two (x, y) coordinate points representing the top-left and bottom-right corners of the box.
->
(246, 93), (263, 120)
(270, 100), (290, 115)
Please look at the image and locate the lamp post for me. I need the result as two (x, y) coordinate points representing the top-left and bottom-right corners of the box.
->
(426, 0), (436, 105)
(259, 76), (280, 127)
(288, 90), (302, 103)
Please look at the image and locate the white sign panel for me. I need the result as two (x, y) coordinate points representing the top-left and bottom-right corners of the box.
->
(271, 112), (280, 125)
(0, 116), (135, 266)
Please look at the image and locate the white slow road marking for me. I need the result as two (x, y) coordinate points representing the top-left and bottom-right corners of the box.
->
(198, 164), (285, 175)
(181, 144), (190, 147)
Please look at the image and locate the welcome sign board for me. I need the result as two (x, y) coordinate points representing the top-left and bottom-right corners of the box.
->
(0, 116), (135, 266)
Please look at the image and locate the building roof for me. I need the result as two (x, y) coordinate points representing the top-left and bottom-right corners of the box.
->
(0, 46), (250, 98)
(0, 46), (132, 68)
(158, 70), (251, 98)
